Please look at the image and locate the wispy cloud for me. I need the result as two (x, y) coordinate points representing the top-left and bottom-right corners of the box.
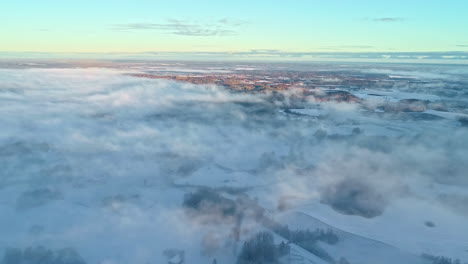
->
(456, 45), (468, 47)
(217, 18), (247, 26)
(319, 46), (374, 51)
(371, 17), (405, 22)
(250, 49), (282, 54)
(136, 50), (468, 61)
(111, 18), (246, 36)
(2, 51), (468, 62)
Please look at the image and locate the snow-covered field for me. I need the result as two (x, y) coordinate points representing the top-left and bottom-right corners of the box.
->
(0, 64), (467, 264)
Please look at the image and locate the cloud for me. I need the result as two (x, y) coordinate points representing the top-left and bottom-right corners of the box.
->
(111, 18), (245, 36)
(3, 50), (468, 62)
(217, 18), (247, 26)
(318, 46), (374, 51)
(249, 49), (282, 54)
(149, 50), (468, 60)
(1, 65), (468, 262)
(371, 17), (405, 22)
(456, 45), (468, 47)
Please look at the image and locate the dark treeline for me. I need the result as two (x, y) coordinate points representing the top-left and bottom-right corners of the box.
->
(237, 232), (289, 264)
(263, 217), (340, 263)
(1, 247), (86, 264)
(267, 222), (339, 245)
(184, 188), (342, 263)
(422, 254), (465, 264)
(183, 188), (264, 221)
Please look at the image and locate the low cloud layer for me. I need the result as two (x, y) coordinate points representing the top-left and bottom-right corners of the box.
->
(0, 65), (468, 263)
(3, 50), (468, 62)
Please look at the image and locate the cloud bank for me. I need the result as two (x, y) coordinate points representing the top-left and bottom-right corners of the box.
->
(0, 65), (468, 263)
(2, 51), (468, 62)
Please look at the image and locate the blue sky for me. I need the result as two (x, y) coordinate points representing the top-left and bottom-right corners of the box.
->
(1, 0), (468, 60)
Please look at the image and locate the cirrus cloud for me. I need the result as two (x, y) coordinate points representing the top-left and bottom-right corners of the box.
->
(111, 18), (246, 36)
(371, 17), (405, 22)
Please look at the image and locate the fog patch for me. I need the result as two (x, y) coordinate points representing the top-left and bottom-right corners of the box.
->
(16, 188), (63, 210)
(321, 178), (388, 218)
(2, 247), (86, 264)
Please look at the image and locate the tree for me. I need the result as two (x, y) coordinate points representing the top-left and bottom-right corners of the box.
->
(237, 232), (280, 264)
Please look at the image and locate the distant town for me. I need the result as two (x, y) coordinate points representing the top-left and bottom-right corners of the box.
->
(129, 69), (429, 105)
(130, 70), (421, 93)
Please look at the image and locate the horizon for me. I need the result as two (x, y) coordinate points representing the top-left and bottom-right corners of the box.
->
(2, 51), (468, 64)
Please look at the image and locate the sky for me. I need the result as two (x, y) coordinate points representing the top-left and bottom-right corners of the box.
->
(1, 0), (468, 60)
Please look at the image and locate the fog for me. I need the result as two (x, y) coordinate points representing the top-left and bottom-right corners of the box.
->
(0, 66), (467, 263)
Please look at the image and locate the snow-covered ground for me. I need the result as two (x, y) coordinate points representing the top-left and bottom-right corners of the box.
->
(275, 212), (428, 264)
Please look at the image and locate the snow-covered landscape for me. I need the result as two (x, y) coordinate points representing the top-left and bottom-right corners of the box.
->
(0, 62), (467, 264)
